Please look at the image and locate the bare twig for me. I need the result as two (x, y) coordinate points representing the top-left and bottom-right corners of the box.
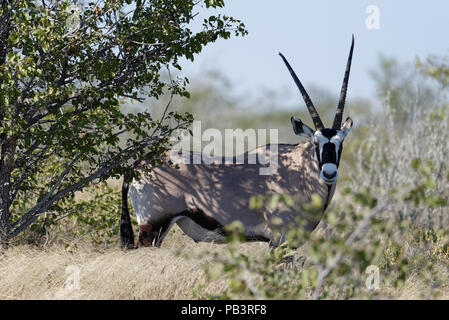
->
(312, 202), (388, 299)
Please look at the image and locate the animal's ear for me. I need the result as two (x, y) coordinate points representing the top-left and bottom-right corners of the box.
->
(341, 117), (353, 136)
(291, 117), (315, 138)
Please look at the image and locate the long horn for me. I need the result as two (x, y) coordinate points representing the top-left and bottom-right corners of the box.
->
(332, 35), (355, 129)
(279, 52), (325, 131)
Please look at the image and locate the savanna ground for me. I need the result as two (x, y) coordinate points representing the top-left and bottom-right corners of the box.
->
(1, 223), (446, 300)
(1, 57), (449, 300)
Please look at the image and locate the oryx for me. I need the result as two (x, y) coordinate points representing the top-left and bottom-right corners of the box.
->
(120, 36), (355, 248)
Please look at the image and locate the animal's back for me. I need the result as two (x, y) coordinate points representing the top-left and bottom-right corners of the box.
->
(129, 142), (331, 242)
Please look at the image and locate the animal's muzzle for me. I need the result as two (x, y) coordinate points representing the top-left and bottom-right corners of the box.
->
(323, 171), (336, 179)
(320, 163), (338, 185)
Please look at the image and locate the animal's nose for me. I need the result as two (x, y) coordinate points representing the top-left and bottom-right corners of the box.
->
(320, 163), (339, 184)
(323, 170), (337, 179)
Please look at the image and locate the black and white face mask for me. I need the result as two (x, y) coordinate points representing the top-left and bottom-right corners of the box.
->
(291, 117), (353, 185)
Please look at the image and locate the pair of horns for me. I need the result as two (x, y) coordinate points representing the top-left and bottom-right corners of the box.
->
(279, 35), (354, 131)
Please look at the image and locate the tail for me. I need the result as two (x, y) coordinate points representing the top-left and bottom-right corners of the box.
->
(120, 175), (135, 249)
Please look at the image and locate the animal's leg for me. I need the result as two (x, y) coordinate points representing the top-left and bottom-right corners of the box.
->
(153, 219), (173, 247)
(137, 218), (173, 247)
(137, 223), (156, 247)
(120, 177), (135, 249)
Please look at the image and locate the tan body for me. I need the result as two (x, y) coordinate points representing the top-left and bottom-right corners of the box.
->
(129, 142), (336, 246)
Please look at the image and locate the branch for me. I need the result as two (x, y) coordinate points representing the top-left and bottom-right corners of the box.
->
(8, 124), (186, 237)
(9, 144), (51, 203)
(11, 153), (83, 229)
(312, 202), (389, 300)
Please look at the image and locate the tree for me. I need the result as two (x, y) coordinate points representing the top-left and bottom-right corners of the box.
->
(370, 55), (438, 127)
(0, 0), (247, 249)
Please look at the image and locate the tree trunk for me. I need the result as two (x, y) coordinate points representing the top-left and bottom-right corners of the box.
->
(0, 0), (11, 67)
(0, 0), (12, 250)
(0, 137), (16, 250)
(0, 173), (10, 250)
(0, 158), (12, 249)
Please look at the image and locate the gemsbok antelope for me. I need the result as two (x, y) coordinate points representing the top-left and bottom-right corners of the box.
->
(120, 36), (355, 248)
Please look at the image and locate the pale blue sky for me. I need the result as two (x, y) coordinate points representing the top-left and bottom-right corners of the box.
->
(179, 0), (449, 107)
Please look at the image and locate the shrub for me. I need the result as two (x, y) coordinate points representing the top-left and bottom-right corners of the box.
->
(200, 103), (449, 299)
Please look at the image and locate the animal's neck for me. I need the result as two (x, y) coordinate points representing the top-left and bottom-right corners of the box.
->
(324, 181), (337, 211)
(303, 141), (338, 211)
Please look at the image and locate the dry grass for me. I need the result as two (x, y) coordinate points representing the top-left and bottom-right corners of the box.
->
(0, 226), (269, 300)
(1, 224), (447, 300)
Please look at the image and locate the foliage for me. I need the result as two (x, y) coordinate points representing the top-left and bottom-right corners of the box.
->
(15, 163), (135, 248)
(198, 98), (449, 299)
(370, 55), (438, 127)
(417, 55), (449, 90)
(0, 0), (246, 246)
